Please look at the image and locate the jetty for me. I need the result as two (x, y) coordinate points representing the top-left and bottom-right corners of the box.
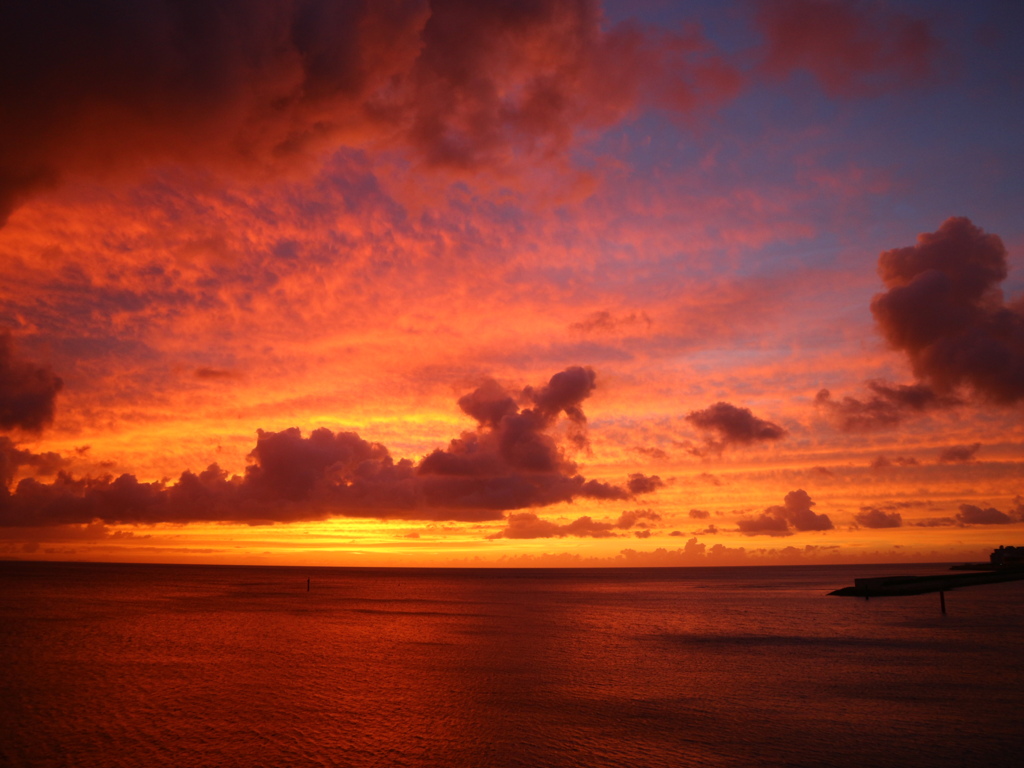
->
(829, 546), (1024, 612)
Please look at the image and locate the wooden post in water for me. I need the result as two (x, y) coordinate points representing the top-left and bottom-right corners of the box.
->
(939, 590), (946, 615)
(307, 577), (310, 592)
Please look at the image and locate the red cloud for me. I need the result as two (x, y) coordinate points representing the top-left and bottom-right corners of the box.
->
(0, 437), (68, 486)
(854, 507), (902, 529)
(937, 443), (981, 464)
(869, 456), (919, 470)
(0, 0), (742, 225)
(815, 380), (960, 431)
(0, 331), (63, 432)
(756, 0), (938, 96)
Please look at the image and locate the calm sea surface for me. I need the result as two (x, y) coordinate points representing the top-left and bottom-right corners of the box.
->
(1, 561), (1022, 767)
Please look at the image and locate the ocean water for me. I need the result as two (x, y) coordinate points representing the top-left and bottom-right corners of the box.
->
(1, 561), (1022, 768)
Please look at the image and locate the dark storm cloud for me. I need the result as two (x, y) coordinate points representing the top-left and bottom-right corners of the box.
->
(0, 0), (742, 225)
(871, 217), (1024, 404)
(937, 443), (981, 464)
(685, 401), (786, 455)
(815, 380), (959, 431)
(737, 489), (833, 536)
(0, 331), (63, 432)
(756, 0), (938, 96)
(0, 367), (647, 526)
(853, 507), (902, 529)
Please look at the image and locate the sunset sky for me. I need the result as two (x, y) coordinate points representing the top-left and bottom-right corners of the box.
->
(1, 0), (1022, 567)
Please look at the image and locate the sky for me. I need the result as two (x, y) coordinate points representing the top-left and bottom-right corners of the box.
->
(1, 0), (1022, 567)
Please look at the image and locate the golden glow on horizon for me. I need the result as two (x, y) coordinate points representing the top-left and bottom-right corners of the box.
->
(1, 1), (1022, 567)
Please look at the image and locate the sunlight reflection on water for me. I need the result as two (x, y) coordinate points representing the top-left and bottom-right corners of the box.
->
(2, 562), (1022, 767)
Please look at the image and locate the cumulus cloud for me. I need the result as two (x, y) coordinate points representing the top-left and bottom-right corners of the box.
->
(955, 504), (1016, 526)
(815, 380), (959, 431)
(685, 401), (786, 455)
(937, 443), (981, 464)
(0, 0), (743, 225)
(521, 365), (597, 449)
(615, 509), (661, 529)
(736, 509), (790, 536)
(0, 366), (645, 526)
(0, 437), (69, 486)
(871, 217), (1024, 404)
(756, 0), (938, 96)
(626, 473), (664, 495)
(0, 331), (63, 432)
(688, 508), (710, 519)
(422, 366), (598, 480)
(456, 378), (518, 429)
(487, 507), (659, 540)
(853, 507), (902, 529)
(736, 489), (833, 536)
(487, 512), (617, 539)
(523, 366), (596, 421)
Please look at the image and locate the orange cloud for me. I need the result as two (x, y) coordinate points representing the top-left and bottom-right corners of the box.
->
(0, 0), (743, 225)
(0, 367), (653, 527)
